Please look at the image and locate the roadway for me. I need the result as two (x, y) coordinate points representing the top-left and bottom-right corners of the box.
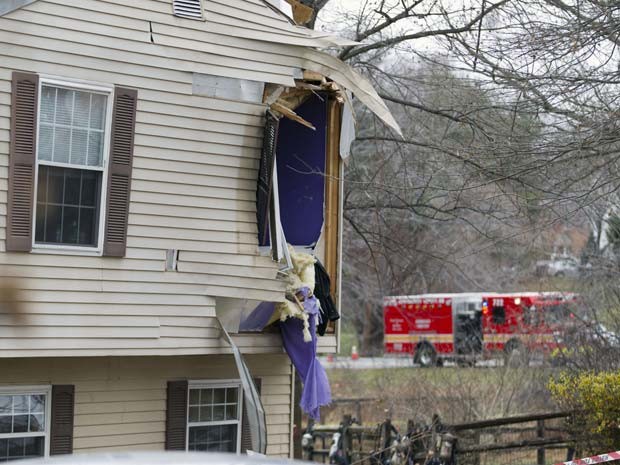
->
(317, 356), (536, 369)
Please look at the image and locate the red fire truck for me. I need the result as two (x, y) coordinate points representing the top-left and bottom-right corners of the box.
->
(384, 292), (576, 366)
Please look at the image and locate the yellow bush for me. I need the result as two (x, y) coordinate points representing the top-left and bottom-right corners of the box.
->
(549, 371), (620, 452)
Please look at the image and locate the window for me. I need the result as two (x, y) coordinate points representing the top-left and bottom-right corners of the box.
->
(34, 80), (112, 251)
(0, 388), (50, 462)
(187, 382), (241, 453)
(492, 305), (506, 325)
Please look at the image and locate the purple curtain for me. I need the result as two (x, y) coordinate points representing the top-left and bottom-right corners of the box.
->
(239, 302), (276, 332)
(280, 288), (331, 420)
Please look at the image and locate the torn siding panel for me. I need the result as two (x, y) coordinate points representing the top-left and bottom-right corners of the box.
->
(262, 0), (294, 21)
(0, 0), (38, 16)
(301, 49), (403, 137)
(192, 73), (265, 103)
(17, 0), (389, 134)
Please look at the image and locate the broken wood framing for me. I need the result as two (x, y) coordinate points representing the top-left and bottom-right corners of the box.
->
(324, 98), (341, 300)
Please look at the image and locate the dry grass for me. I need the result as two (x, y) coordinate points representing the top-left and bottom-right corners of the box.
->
(320, 366), (557, 430)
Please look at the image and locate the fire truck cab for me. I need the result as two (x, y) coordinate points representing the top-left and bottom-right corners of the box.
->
(482, 292), (575, 356)
(384, 291), (576, 366)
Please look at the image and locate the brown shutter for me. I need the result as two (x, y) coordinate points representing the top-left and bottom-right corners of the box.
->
(166, 380), (188, 451)
(7, 72), (38, 252)
(49, 385), (75, 455)
(241, 378), (262, 453)
(103, 86), (137, 257)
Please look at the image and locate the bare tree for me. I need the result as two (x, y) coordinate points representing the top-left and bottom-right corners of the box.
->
(310, 1), (620, 353)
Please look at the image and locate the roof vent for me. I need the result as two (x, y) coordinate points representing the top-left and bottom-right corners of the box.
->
(173, 0), (203, 19)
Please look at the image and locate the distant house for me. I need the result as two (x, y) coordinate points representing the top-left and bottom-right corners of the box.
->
(0, 0), (398, 460)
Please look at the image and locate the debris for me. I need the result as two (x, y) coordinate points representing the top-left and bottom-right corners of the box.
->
(284, 0), (314, 25)
(271, 101), (316, 130)
(268, 246), (332, 419)
(303, 70), (327, 84)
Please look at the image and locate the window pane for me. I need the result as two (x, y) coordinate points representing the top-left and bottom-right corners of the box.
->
(62, 206), (79, 244)
(44, 204), (62, 243)
(78, 208), (96, 246)
(40, 86), (56, 124)
(213, 388), (225, 404)
(2, 436), (44, 461)
(35, 203), (47, 243)
(188, 425), (237, 453)
(13, 396), (27, 414)
(0, 417), (10, 434)
(23, 437), (44, 459)
(64, 170), (81, 205)
(38, 85), (108, 169)
(73, 91), (91, 128)
(225, 404), (237, 420)
(199, 406), (212, 422)
(38, 125), (54, 162)
(212, 405), (225, 421)
(200, 389), (212, 406)
(87, 131), (103, 167)
(0, 393), (46, 462)
(53, 126), (71, 163)
(81, 171), (98, 207)
(13, 415), (28, 433)
(55, 88), (73, 125)
(189, 389), (200, 405)
(188, 406), (199, 423)
(188, 427), (208, 452)
(7, 438), (24, 460)
(47, 167), (64, 204)
(70, 128), (88, 165)
(30, 395), (45, 414)
(0, 397), (11, 415)
(90, 94), (107, 130)
(29, 414), (44, 433)
(37, 168), (48, 203)
(35, 166), (100, 247)
(226, 388), (238, 403)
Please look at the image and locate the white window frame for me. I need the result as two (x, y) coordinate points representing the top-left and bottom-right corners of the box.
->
(0, 385), (52, 460)
(32, 75), (115, 256)
(186, 380), (243, 453)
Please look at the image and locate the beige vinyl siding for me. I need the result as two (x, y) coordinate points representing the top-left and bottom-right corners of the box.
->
(0, 0), (339, 355)
(0, 354), (294, 457)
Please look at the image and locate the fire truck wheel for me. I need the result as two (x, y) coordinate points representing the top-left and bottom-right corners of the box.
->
(414, 343), (437, 367)
(504, 339), (529, 367)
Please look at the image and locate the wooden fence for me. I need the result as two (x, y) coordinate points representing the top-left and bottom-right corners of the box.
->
(302, 407), (576, 465)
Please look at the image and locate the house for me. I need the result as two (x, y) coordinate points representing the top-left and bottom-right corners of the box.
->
(0, 0), (399, 460)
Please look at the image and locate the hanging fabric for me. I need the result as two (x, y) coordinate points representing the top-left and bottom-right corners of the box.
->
(280, 286), (332, 420)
